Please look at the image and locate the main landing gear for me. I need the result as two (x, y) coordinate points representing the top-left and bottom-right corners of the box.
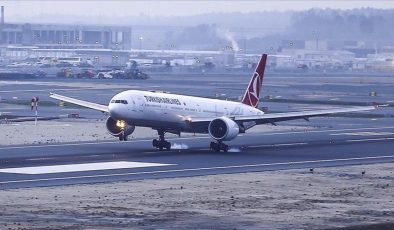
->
(210, 141), (229, 152)
(152, 130), (171, 151)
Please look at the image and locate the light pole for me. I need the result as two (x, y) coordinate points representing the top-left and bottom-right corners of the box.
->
(312, 30), (319, 50)
(138, 36), (144, 50)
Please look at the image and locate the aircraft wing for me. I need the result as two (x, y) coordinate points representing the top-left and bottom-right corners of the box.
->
(190, 106), (377, 126)
(49, 93), (109, 113)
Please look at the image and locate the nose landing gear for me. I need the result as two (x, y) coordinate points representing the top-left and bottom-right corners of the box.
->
(210, 141), (229, 152)
(152, 130), (171, 150)
(118, 131), (128, 141)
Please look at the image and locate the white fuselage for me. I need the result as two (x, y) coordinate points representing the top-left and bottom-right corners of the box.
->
(108, 90), (264, 132)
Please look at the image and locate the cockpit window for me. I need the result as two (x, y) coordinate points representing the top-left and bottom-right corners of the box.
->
(111, 99), (128, 104)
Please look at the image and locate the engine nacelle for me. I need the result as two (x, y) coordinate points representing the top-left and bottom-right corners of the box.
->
(208, 117), (239, 141)
(106, 117), (135, 137)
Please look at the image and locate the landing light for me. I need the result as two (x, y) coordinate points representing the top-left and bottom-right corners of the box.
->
(116, 120), (126, 129)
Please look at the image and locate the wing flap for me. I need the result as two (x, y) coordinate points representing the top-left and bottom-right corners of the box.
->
(49, 93), (108, 112)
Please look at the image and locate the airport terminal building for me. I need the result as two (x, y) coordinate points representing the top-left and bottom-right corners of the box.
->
(0, 21), (132, 65)
(0, 23), (131, 50)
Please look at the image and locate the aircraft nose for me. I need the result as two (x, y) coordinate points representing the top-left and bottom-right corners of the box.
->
(108, 103), (122, 119)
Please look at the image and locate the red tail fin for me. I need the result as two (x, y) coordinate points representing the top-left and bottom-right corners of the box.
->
(241, 54), (267, 108)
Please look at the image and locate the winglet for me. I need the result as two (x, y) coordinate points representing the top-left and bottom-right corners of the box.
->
(241, 54), (267, 108)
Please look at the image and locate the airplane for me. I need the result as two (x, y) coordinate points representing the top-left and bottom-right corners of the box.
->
(49, 54), (377, 152)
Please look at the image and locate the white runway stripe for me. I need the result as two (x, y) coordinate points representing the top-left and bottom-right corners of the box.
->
(0, 161), (174, 175)
(331, 132), (394, 136)
(1, 155), (393, 185)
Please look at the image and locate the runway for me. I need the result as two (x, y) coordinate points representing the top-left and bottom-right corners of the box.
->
(1, 74), (394, 190)
(1, 124), (393, 189)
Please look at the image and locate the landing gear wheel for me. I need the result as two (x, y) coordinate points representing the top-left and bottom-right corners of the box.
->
(152, 139), (159, 147)
(210, 142), (216, 150)
(119, 133), (128, 141)
(152, 130), (171, 151)
(154, 140), (171, 151)
(164, 141), (171, 150)
(210, 141), (229, 152)
(221, 143), (229, 152)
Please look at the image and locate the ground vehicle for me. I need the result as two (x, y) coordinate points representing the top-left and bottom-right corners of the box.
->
(56, 62), (74, 68)
(124, 69), (149, 79)
(96, 71), (113, 79)
(56, 68), (74, 78)
(76, 69), (95, 78)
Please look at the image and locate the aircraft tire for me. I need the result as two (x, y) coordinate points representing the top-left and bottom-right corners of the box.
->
(211, 142), (220, 152)
(210, 142), (215, 151)
(152, 139), (159, 148)
(220, 143), (228, 152)
(165, 141), (171, 150)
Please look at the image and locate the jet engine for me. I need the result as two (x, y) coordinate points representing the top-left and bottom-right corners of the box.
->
(106, 117), (135, 137)
(208, 117), (239, 141)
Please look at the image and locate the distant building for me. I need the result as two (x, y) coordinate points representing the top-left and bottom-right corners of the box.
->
(0, 23), (131, 50)
(365, 53), (394, 71)
(305, 40), (328, 51)
(276, 49), (355, 69)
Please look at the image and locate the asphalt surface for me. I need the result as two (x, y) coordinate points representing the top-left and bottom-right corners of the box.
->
(0, 121), (393, 189)
(1, 73), (393, 190)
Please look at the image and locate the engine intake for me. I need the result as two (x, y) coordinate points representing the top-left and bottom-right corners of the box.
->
(106, 117), (135, 137)
(208, 117), (239, 141)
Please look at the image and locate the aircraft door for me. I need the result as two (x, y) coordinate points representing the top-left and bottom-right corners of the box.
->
(136, 97), (144, 112)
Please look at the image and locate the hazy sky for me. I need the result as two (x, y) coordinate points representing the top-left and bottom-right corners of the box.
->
(2, 1), (393, 17)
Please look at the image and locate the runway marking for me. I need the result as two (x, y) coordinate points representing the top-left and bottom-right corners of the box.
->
(346, 137), (394, 143)
(0, 155), (393, 185)
(0, 161), (174, 175)
(0, 137), (210, 150)
(1, 126), (394, 150)
(249, 142), (308, 148)
(0, 88), (82, 93)
(331, 132), (394, 136)
(1, 107), (25, 110)
(25, 154), (106, 161)
(26, 157), (55, 161)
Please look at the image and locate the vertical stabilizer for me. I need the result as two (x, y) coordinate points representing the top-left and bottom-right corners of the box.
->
(241, 54), (267, 108)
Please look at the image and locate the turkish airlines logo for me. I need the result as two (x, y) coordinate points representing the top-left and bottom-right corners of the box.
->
(247, 72), (261, 107)
(250, 72), (260, 99)
(241, 54), (267, 108)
